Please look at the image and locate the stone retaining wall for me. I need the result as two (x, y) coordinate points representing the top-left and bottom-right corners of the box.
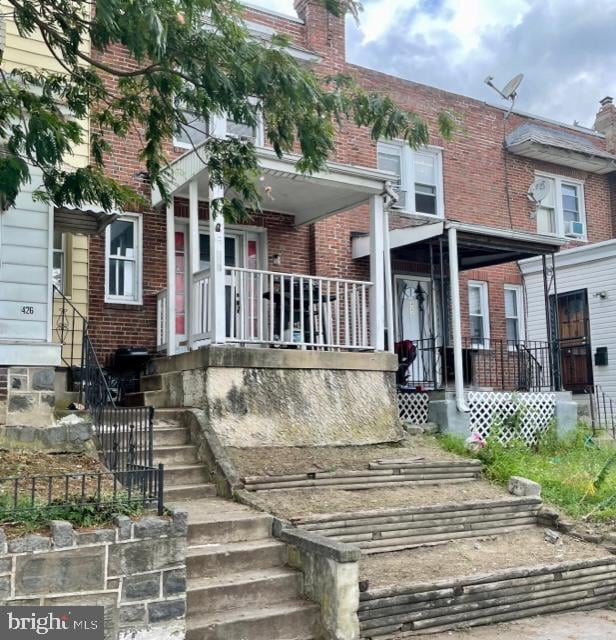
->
(0, 510), (188, 640)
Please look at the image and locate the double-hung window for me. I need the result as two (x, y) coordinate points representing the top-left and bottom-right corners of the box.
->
(535, 174), (586, 239)
(174, 110), (209, 149)
(504, 285), (524, 345)
(376, 142), (443, 218)
(468, 281), (489, 348)
(105, 215), (142, 304)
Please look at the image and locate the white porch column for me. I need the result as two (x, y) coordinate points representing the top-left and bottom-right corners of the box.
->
(209, 185), (226, 343)
(382, 207), (395, 352)
(166, 202), (176, 356)
(447, 226), (469, 413)
(369, 194), (385, 351)
(187, 180), (200, 350)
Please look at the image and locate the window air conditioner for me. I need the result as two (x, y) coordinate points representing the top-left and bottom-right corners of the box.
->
(565, 220), (585, 238)
(390, 185), (407, 210)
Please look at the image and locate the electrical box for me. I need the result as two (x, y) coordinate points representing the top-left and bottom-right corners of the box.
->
(595, 347), (608, 367)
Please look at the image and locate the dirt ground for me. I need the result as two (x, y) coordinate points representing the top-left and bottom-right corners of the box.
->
(360, 528), (611, 588)
(248, 478), (511, 520)
(406, 609), (616, 639)
(228, 435), (464, 477)
(0, 450), (104, 477)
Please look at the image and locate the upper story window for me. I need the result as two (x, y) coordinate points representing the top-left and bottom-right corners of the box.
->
(468, 281), (490, 348)
(535, 173), (586, 240)
(504, 285), (524, 344)
(105, 214), (142, 305)
(377, 142), (443, 218)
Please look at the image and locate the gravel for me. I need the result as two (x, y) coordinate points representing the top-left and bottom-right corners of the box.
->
(360, 528), (611, 588)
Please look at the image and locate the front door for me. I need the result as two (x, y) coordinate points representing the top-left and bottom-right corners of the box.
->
(555, 289), (593, 393)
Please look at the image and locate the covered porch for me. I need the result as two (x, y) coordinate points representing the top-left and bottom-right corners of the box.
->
(153, 145), (396, 356)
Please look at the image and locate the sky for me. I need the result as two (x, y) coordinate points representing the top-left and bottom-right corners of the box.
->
(247, 0), (616, 129)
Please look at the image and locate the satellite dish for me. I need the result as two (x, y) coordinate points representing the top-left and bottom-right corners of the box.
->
(528, 178), (549, 204)
(501, 73), (524, 100)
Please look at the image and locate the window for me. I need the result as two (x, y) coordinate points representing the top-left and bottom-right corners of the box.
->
(173, 110), (209, 149)
(468, 281), (489, 347)
(535, 174), (585, 239)
(377, 142), (443, 217)
(504, 285), (524, 344)
(105, 215), (142, 304)
(52, 231), (65, 293)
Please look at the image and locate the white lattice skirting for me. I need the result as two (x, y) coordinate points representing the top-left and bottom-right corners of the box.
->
(398, 390), (430, 425)
(467, 391), (556, 445)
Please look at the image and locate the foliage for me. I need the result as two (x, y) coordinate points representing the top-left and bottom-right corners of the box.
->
(437, 424), (616, 522)
(0, 492), (146, 535)
(0, 0), (455, 220)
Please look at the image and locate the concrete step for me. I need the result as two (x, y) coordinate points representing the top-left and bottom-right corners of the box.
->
(187, 568), (302, 615)
(153, 427), (191, 446)
(153, 408), (187, 422)
(189, 511), (273, 545)
(153, 444), (198, 465)
(124, 390), (169, 407)
(164, 464), (209, 487)
(186, 539), (287, 579)
(165, 483), (217, 502)
(140, 374), (163, 392)
(186, 600), (318, 640)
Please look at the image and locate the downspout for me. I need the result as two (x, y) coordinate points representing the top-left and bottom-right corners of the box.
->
(447, 226), (470, 413)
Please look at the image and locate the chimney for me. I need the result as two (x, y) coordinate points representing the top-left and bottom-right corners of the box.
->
(594, 96), (616, 153)
(294, 0), (346, 70)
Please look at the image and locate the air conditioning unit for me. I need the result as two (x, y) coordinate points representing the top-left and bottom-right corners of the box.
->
(390, 185), (407, 210)
(565, 220), (585, 238)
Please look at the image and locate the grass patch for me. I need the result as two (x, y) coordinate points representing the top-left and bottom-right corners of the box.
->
(437, 425), (616, 523)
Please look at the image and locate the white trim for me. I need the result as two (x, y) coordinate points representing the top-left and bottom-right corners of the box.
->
(534, 171), (587, 241)
(468, 280), (490, 348)
(242, 3), (305, 24)
(520, 237), (616, 274)
(46, 203), (54, 342)
(445, 219), (566, 247)
(104, 213), (143, 305)
(504, 284), (525, 344)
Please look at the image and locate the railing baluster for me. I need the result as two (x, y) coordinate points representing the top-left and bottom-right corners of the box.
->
(300, 277), (305, 349)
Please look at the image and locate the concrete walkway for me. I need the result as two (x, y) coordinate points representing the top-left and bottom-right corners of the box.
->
(417, 609), (616, 639)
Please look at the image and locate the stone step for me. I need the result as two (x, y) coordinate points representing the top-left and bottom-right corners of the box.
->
(187, 568), (302, 615)
(186, 539), (287, 579)
(124, 390), (169, 408)
(164, 464), (209, 487)
(140, 373), (163, 392)
(153, 444), (198, 465)
(153, 427), (190, 446)
(165, 483), (217, 502)
(185, 600), (318, 640)
(189, 511), (273, 545)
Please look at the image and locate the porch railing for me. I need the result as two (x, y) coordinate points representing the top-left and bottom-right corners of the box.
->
(399, 337), (555, 392)
(158, 267), (374, 352)
(586, 385), (616, 438)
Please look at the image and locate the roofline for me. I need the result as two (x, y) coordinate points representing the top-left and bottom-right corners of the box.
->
(347, 63), (604, 139)
(242, 2), (304, 24)
(445, 219), (567, 248)
(519, 238), (616, 274)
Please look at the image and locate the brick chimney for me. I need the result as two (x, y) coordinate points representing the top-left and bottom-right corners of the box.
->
(294, 0), (346, 71)
(594, 96), (616, 153)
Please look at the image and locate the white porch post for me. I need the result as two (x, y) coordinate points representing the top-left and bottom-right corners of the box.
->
(166, 202), (176, 356)
(370, 194), (385, 351)
(382, 207), (395, 352)
(187, 180), (200, 350)
(447, 226), (469, 412)
(209, 185), (226, 343)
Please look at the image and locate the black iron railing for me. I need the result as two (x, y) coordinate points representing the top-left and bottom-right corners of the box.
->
(586, 385), (616, 438)
(53, 285), (87, 389)
(398, 337), (556, 392)
(0, 467), (164, 517)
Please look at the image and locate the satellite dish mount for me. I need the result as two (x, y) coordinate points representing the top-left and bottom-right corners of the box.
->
(484, 73), (524, 118)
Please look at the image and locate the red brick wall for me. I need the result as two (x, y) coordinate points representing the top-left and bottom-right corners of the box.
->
(87, 0), (616, 358)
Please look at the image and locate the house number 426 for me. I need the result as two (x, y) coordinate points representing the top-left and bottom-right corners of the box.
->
(21, 306), (35, 315)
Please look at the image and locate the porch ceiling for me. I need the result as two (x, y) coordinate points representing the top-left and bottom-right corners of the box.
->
(152, 147), (391, 226)
(54, 204), (120, 236)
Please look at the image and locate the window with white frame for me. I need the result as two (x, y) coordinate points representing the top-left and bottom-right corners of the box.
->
(535, 174), (586, 239)
(377, 142), (443, 217)
(52, 231), (65, 293)
(468, 281), (489, 347)
(173, 110), (209, 149)
(504, 285), (524, 344)
(105, 215), (142, 304)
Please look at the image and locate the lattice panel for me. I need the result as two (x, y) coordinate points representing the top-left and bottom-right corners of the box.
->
(398, 390), (430, 425)
(468, 391), (556, 445)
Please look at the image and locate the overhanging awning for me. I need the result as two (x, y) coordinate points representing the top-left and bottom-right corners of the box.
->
(152, 146), (393, 226)
(54, 204), (120, 236)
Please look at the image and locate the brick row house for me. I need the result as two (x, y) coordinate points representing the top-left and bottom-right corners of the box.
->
(79, 0), (616, 438)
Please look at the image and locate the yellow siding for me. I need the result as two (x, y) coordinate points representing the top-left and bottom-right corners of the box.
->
(1, 3), (91, 362)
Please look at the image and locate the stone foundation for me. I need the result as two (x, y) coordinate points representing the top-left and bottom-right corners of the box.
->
(148, 347), (404, 447)
(0, 366), (56, 427)
(0, 509), (188, 640)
